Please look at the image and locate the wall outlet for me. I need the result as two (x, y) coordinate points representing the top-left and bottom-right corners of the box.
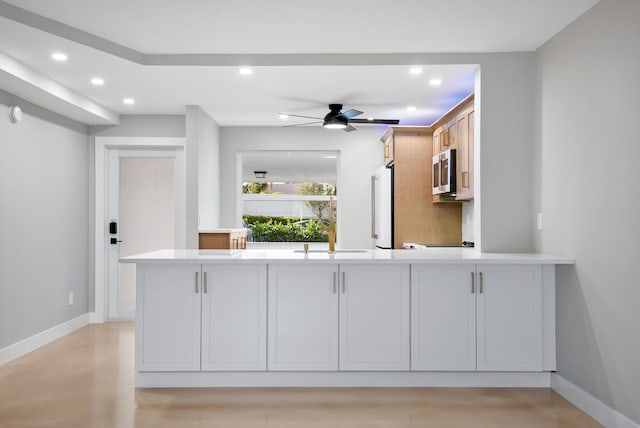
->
(536, 212), (543, 231)
(68, 292), (74, 306)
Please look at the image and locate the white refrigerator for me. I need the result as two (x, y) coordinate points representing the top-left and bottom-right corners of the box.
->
(371, 165), (393, 249)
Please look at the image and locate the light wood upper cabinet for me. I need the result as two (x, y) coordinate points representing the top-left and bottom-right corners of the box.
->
(430, 93), (475, 202)
(456, 109), (474, 201)
(382, 129), (395, 166)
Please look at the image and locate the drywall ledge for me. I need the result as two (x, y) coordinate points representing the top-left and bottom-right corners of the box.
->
(0, 51), (119, 125)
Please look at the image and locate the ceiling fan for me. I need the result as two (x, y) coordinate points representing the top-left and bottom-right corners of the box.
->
(280, 104), (400, 132)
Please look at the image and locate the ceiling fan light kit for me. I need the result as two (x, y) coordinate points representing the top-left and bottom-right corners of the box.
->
(282, 104), (399, 132)
(323, 115), (347, 129)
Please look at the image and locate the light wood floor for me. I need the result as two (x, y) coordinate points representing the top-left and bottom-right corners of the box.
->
(0, 322), (601, 428)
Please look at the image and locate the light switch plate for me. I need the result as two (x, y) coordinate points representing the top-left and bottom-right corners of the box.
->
(68, 292), (74, 306)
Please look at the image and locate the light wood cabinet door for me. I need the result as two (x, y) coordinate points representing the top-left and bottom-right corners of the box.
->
(136, 264), (202, 372)
(201, 264), (267, 371)
(411, 264), (477, 371)
(476, 265), (543, 371)
(268, 264), (339, 371)
(339, 264), (410, 371)
(383, 133), (395, 166)
(446, 119), (457, 149)
(455, 109), (474, 200)
(433, 128), (442, 155)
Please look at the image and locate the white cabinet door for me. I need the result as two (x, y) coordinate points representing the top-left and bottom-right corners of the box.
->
(135, 264), (201, 372)
(411, 264), (476, 371)
(339, 264), (410, 371)
(201, 263), (267, 371)
(477, 265), (543, 371)
(268, 264), (339, 371)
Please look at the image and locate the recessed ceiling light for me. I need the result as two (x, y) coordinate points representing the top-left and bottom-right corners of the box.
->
(409, 67), (423, 75)
(278, 113), (289, 119)
(51, 52), (68, 62)
(123, 98), (135, 105)
(91, 77), (104, 86)
(323, 155), (337, 159)
(407, 106), (417, 112)
(367, 118), (374, 121)
(429, 78), (442, 86)
(239, 67), (253, 75)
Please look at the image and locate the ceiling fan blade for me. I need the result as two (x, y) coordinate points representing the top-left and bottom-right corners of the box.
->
(283, 121), (323, 127)
(281, 113), (323, 120)
(341, 109), (363, 119)
(344, 125), (358, 132)
(349, 118), (400, 125)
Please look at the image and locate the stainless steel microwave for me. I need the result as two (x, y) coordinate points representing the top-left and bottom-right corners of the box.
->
(432, 149), (456, 195)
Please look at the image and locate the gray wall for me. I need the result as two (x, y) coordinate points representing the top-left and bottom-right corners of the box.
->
(534, 0), (640, 423)
(0, 90), (90, 348)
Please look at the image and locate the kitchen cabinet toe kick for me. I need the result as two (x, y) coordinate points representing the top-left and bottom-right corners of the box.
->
(135, 371), (553, 388)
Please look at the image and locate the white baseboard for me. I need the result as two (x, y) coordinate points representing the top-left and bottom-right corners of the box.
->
(0, 313), (90, 366)
(552, 374), (639, 428)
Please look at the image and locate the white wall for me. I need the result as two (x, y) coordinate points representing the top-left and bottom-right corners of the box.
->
(0, 91), (90, 348)
(192, 107), (220, 230)
(220, 126), (384, 249)
(534, 0), (640, 424)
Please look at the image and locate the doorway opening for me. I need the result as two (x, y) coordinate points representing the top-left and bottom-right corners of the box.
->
(94, 136), (185, 323)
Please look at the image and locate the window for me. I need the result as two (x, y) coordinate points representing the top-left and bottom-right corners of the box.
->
(240, 151), (338, 243)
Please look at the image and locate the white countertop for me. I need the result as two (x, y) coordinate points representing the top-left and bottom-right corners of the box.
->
(199, 228), (246, 233)
(120, 248), (573, 265)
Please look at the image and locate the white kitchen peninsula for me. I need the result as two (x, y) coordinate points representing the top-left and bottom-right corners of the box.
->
(121, 249), (572, 388)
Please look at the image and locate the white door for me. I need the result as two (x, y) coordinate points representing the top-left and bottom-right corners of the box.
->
(268, 264), (339, 371)
(108, 150), (178, 320)
(201, 263), (267, 371)
(339, 264), (410, 371)
(135, 264), (202, 372)
(411, 264), (477, 371)
(476, 264), (543, 371)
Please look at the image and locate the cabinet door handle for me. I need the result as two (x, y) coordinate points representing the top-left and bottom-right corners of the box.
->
(471, 272), (475, 293)
(203, 272), (208, 294)
(462, 171), (469, 188)
(332, 272), (337, 294)
(342, 272), (346, 293)
(195, 271), (199, 293)
(479, 272), (483, 293)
